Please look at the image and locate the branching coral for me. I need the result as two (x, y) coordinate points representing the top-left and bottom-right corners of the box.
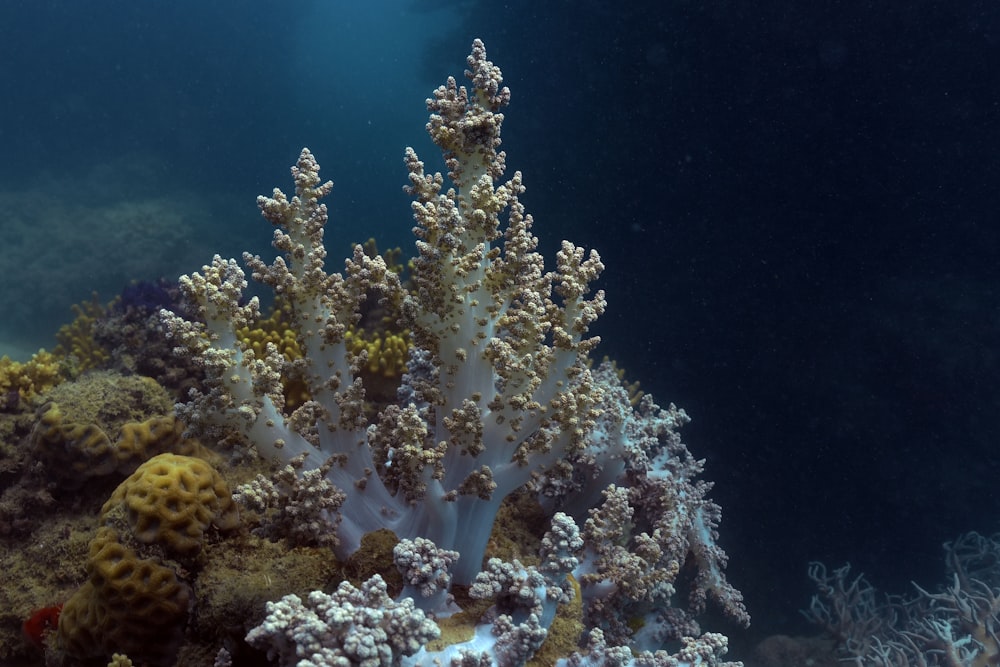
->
(234, 452), (346, 548)
(246, 575), (440, 667)
(805, 532), (1000, 666)
(162, 40), (745, 666)
(0, 350), (65, 406)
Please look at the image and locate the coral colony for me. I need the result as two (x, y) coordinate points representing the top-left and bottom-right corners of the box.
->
(161, 40), (749, 666)
(804, 531), (1000, 666)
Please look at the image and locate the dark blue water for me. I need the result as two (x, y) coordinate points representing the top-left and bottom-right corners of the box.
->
(3, 0), (999, 648)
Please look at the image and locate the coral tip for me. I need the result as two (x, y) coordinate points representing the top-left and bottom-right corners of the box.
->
(22, 604), (62, 649)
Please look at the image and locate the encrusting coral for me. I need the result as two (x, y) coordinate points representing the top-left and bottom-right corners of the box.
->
(159, 39), (748, 666)
(33, 407), (211, 482)
(30, 371), (215, 484)
(0, 371), (205, 547)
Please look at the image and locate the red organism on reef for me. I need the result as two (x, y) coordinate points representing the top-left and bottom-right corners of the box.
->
(22, 604), (62, 649)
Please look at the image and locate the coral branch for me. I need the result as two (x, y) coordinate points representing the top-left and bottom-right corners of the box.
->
(162, 39), (745, 666)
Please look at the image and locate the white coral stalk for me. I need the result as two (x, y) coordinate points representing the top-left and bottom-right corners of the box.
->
(161, 40), (605, 581)
(165, 41), (746, 666)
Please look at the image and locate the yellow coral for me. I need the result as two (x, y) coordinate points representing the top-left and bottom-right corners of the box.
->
(56, 454), (239, 665)
(346, 328), (410, 378)
(0, 350), (65, 402)
(53, 293), (110, 372)
(236, 297), (308, 409)
(101, 453), (239, 557)
(33, 404), (214, 481)
(237, 296), (302, 362)
(239, 295), (411, 411)
(56, 526), (192, 665)
(116, 417), (198, 463)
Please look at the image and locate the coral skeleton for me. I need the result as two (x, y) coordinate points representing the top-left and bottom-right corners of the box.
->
(161, 39), (746, 666)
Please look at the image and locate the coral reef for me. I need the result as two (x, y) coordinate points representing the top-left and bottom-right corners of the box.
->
(33, 408), (211, 482)
(158, 39), (747, 666)
(343, 327), (410, 399)
(56, 524), (193, 665)
(189, 533), (342, 659)
(0, 372), (184, 540)
(246, 575), (439, 667)
(36, 371), (175, 431)
(91, 280), (209, 397)
(236, 296), (410, 411)
(29, 371), (215, 484)
(100, 452), (239, 556)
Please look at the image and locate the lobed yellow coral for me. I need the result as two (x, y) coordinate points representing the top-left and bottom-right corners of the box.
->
(237, 298), (311, 410)
(56, 526), (192, 666)
(355, 238), (411, 383)
(0, 350), (65, 402)
(102, 452), (240, 557)
(237, 296), (302, 362)
(56, 454), (239, 665)
(33, 405), (214, 481)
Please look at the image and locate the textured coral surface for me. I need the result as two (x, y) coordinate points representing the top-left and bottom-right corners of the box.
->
(100, 453), (239, 557)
